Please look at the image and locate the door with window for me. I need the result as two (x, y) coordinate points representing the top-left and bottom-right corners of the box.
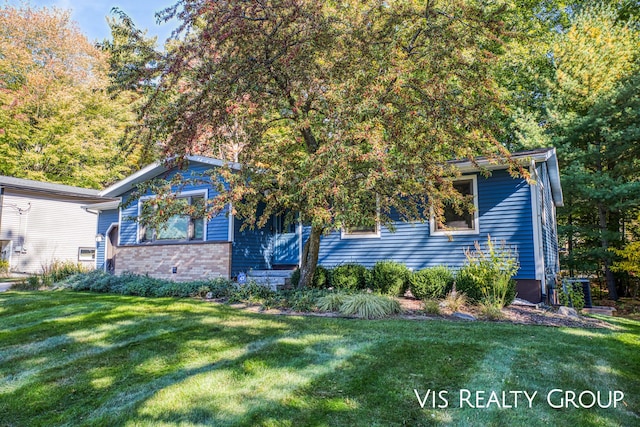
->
(272, 215), (299, 266)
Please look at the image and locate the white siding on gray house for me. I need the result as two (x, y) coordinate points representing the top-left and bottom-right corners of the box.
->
(0, 189), (101, 274)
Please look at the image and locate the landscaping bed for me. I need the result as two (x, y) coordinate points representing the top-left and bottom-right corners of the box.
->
(225, 295), (614, 329)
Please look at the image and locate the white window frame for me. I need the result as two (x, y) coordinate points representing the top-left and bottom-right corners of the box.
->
(341, 223), (381, 239)
(137, 189), (208, 244)
(78, 247), (96, 262)
(430, 175), (479, 236)
(341, 197), (381, 239)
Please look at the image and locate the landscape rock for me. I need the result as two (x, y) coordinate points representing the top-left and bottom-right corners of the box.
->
(558, 306), (579, 318)
(452, 312), (477, 321)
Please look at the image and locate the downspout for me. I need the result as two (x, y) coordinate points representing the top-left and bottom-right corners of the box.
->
(82, 207), (99, 270)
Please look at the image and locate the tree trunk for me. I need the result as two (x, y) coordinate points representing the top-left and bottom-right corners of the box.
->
(598, 203), (618, 300)
(298, 225), (323, 289)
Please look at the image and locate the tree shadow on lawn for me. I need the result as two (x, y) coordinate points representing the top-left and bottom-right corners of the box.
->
(0, 298), (299, 426)
(2, 294), (639, 427)
(116, 319), (640, 427)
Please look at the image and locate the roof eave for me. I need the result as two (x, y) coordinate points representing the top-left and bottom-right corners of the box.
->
(98, 156), (241, 198)
(452, 148), (563, 207)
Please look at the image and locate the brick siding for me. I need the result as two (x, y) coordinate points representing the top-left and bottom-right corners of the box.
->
(114, 242), (231, 281)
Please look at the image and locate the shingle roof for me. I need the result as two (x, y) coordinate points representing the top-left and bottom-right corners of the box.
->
(0, 175), (103, 199)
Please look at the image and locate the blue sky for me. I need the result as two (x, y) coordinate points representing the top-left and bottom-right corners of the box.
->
(7, 0), (178, 45)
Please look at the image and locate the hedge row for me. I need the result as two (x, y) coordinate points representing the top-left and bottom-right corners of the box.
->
(291, 261), (516, 305)
(290, 261), (456, 298)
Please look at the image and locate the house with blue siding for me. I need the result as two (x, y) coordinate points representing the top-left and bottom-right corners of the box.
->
(89, 148), (563, 303)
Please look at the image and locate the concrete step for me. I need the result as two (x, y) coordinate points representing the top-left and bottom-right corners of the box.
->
(583, 306), (617, 316)
(248, 270), (294, 278)
(246, 270), (295, 291)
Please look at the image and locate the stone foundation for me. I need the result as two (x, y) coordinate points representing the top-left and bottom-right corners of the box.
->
(115, 242), (231, 281)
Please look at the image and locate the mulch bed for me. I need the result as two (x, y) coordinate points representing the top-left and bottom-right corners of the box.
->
(225, 297), (614, 329)
(396, 297), (614, 329)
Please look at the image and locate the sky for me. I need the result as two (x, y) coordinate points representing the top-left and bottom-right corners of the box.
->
(7, 0), (178, 45)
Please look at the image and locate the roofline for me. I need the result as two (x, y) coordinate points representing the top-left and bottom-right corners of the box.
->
(98, 149), (563, 207)
(451, 147), (563, 207)
(82, 200), (121, 212)
(99, 156), (241, 198)
(0, 175), (104, 199)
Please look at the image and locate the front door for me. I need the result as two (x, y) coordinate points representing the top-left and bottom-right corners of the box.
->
(272, 215), (299, 266)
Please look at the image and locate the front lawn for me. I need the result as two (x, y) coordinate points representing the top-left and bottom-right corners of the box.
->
(0, 291), (638, 426)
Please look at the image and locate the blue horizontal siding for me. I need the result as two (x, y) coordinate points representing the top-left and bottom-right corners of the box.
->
(96, 209), (119, 270)
(231, 217), (273, 276)
(316, 170), (536, 279)
(119, 162), (230, 246)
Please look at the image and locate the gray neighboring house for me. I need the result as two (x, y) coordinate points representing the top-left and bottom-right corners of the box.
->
(0, 176), (110, 274)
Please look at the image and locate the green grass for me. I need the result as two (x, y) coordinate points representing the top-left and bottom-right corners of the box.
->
(1, 291), (639, 426)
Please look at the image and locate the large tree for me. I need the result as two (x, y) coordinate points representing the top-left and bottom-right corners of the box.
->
(0, 4), (140, 188)
(135, 0), (522, 287)
(507, 2), (640, 299)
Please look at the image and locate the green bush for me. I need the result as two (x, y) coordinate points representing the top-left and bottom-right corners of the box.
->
(290, 265), (331, 289)
(61, 271), (237, 299)
(331, 263), (370, 291)
(0, 259), (9, 274)
(455, 237), (519, 307)
(409, 266), (454, 300)
(338, 293), (402, 319)
(558, 281), (586, 311)
(11, 277), (39, 291)
(370, 260), (410, 296)
(423, 299), (441, 315)
(227, 281), (275, 304)
(260, 288), (328, 311)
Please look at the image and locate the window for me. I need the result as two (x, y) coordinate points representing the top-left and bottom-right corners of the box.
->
(431, 176), (479, 235)
(341, 198), (381, 239)
(78, 247), (96, 261)
(139, 192), (206, 243)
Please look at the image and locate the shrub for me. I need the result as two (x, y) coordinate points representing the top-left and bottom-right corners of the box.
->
(558, 281), (586, 311)
(227, 281), (275, 304)
(11, 277), (39, 291)
(331, 263), (370, 291)
(43, 260), (88, 283)
(207, 278), (237, 298)
(290, 265), (331, 289)
(423, 299), (441, 315)
(442, 291), (468, 312)
(317, 292), (348, 312)
(478, 301), (504, 320)
(455, 237), (519, 308)
(60, 271), (237, 299)
(259, 288), (328, 311)
(0, 259), (9, 274)
(370, 261), (410, 296)
(409, 266), (454, 300)
(338, 293), (402, 319)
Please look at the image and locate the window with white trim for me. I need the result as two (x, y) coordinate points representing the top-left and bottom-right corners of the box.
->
(139, 192), (206, 243)
(431, 176), (479, 235)
(341, 198), (381, 239)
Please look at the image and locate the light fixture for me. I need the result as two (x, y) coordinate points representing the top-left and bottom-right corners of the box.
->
(95, 233), (105, 242)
